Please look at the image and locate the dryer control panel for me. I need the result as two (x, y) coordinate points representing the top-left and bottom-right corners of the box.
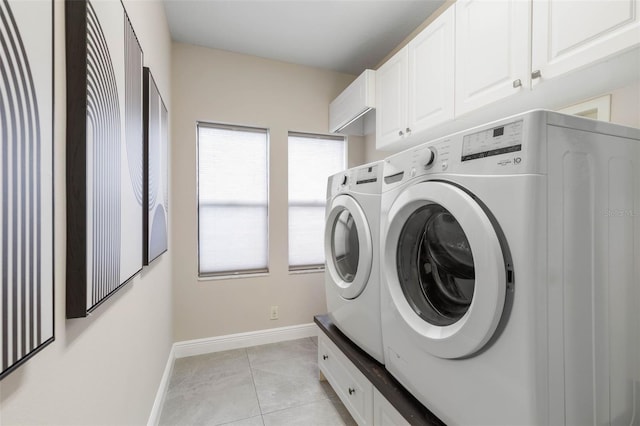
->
(461, 120), (523, 162)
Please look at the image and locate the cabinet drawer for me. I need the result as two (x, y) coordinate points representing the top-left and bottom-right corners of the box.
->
(319, 334), (374, 425)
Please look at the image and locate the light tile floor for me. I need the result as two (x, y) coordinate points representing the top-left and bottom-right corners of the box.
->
(159, 337), (357, 426)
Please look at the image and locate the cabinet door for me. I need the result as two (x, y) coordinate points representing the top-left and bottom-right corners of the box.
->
(407, 6), (455, 134)
(532, 0), (640, 82)
(454, 0), (530, 116)
(373, 389), (410, 426)
(375, 47), (408, 150)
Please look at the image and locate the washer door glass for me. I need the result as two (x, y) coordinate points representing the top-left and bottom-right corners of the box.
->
(383, 181), (508, 359)
(397, 204), (475, 326)
(324, 195), (373, 300)
(331, 209), (360, 283)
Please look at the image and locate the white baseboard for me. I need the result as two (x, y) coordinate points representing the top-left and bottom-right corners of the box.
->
(147, 323), (318, 425)
(147, 344), (175, 426)
(173, 322), (317, 358)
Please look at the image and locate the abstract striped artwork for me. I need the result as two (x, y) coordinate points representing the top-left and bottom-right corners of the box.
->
(143, 67), (168, 265)
(66, 0), (143, 318)
(86, 0), (122, 307)
(0, 0), (54, 379)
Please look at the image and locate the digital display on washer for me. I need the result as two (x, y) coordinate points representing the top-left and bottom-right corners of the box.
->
(461, 120), (523, 162)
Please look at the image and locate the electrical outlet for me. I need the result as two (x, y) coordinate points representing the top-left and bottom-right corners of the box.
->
(270, 305), (279, 320)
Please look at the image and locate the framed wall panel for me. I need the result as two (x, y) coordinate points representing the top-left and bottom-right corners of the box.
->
(0, 0), (55, 379)
(65, 0), (143, 318)
(143, 67), (168, 265)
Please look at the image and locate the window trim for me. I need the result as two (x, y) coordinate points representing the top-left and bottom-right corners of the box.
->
(196, 121), (270, 278)
(287, 131), (347, 272)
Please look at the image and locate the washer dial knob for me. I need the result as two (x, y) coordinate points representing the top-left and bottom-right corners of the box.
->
(424, 148), (436, 168)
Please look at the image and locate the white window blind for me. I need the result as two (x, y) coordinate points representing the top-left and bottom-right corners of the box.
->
(288, 132), (346, 269)
(198, 123), (269, 276)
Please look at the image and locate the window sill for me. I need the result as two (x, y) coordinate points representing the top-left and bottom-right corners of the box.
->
(288, 267), (325, 275)
(198, 271), (270, 281)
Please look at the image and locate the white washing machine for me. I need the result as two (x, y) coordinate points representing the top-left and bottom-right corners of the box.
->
(325, 161), (384, 364)
(380, 110), (640, 425)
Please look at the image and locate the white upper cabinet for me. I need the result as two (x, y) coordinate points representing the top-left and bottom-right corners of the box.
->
(375, 0), (639, 151)
(376, 8), (455, 150)
(531, 0), (640, 82)
(329, 70), (375, 135)
(376, 46), (408, 148)
(454, 0), (530, 116)
(408, 6), (455, 135)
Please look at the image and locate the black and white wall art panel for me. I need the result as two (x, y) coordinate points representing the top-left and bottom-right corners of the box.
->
(0, 0), (54, 379)
(143, 67), (168, 265)
(66, 0), (143, 318)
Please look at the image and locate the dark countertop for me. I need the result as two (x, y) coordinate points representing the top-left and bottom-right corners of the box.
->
(314, 314), (445, 426)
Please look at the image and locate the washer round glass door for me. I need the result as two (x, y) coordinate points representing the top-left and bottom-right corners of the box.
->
(383, 181), (507, 359)
(325, 195), (372, 300)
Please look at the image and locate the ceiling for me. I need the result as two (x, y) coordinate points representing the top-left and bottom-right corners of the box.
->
(163, 0), (446, 75)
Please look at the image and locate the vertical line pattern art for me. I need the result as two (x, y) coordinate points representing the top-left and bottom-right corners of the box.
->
(161, 99), (168, 217)
(86, 1), (121, 308)
(143, 67), (168, 265)
(66, 0), (143, 318)
(0, 0), (54, 380)
(125, 13), (142, 206)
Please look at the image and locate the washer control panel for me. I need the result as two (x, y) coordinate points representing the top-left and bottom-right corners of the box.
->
(328, 161), (384, 198)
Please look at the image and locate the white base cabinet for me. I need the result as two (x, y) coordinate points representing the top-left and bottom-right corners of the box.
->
(318, 333), (374, 425)
(318, 330), (431, 426)
(315, 315), (443, 425)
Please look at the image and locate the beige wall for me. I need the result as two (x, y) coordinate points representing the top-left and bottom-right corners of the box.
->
(0, 1), (173, 424)
(610, 81), (640, 128)
(171, 43), (361, 341)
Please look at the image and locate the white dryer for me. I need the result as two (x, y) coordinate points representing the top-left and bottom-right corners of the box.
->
(325, 161), (384, 364)
(380, 110), (640, 425)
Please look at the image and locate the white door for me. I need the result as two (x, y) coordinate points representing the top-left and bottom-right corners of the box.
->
(382, 181), (510, 359)
(325, 195), (373, 300)
(454, 0), (530, 116)
(532, 0), (640, 83)
(408, 6), (455, 133)
(375, 47), (408, 150)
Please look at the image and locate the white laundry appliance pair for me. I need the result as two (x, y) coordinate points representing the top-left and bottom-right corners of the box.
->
(379, 110), (640, 425)
(324, 161), (385, 364)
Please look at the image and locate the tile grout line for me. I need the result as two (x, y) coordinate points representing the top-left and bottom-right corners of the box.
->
(247, 338), (336, 417)
(256, 396), (339, 418)
(246, 348), (266, 425)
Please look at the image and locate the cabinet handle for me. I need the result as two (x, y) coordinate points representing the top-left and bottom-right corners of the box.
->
(398, 130), (404, 137)
(322, 354), (328, 360)
(531, 70), (541, 79)
(406, 127), (411, 135)
(348, 387), (355, 395)
(512, 79), (522, 88)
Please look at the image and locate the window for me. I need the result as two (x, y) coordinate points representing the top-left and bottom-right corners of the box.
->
(288, 132), (346, 270)
(197, 123), (269, 276)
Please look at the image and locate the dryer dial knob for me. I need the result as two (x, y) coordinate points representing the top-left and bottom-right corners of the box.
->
(424, 148), (436, 168)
